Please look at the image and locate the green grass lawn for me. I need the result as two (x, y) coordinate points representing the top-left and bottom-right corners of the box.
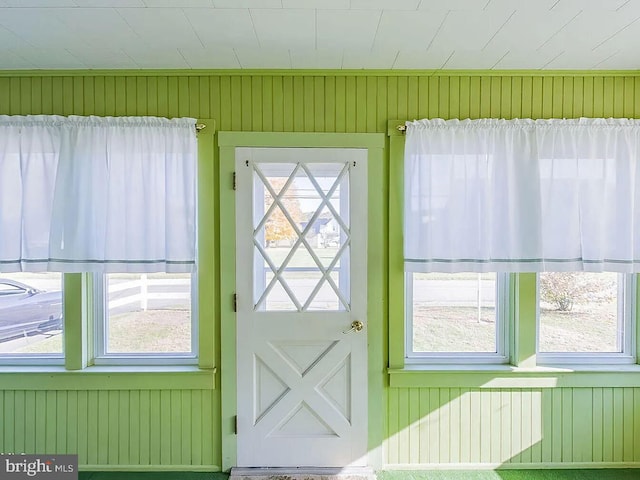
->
(15, 309), (191, 354)
(538, 303), (618, 353)
(412, 302), (619, 354)
(107, 309), (191, 353)
(413, 306), (497, 353)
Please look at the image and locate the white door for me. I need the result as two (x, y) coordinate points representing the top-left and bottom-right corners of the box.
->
(235, 147), (368, 467)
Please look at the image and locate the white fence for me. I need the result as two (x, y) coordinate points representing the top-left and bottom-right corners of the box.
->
(107, 275), (190, 311)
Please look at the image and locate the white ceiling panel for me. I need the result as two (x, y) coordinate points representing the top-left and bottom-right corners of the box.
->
(251, 9), (315, 49)
(143, 0), (213, 6)
(393, 49), (452, 69)
(282, 0), (348, 9)
(66, 48), (139, 68)
(212, 0), (280, 7)
(443, 49), (508, 69)
(351, 0), (420, 10)
(0, 25), (34, 49)
(342, 49), (398, 69)
(591, 17), (640, 52)
(234, 48), (291, 68)
(289, 49), (342, 69)
(55, 8), (140, 49)
(484, 9), (578, 52)
(594, 50), (640, 70)
(492, 50), (561, 69)
(0, 9), (83, 48)
(184, 9), (258, 48)
(551, 0), (629, 12)
(485, 0), (558, 10)
(615, 1), (640, 16)
(428, 10), (515, 51)
(0, 0), (638, 70)
(117, 8), (203, 48)
(179, 47), (241, 68)
(0, 51), (36, 69)
(539, 11), (635, 52)
(373, 11), (446, 50)
(2, 0), (77, 5)
(317, 10), (381, 50)
(419, 0), (489, 11)
(11, 48), (87, 68)
(74, 0), (145, 6)
(541, 47), (619, 69)
(124, 47), (190, 68)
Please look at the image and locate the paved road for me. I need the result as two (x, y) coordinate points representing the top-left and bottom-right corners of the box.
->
(262, 278), (495, 308)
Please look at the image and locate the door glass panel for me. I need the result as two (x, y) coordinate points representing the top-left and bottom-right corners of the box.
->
(263, 273), (298, 311)
(253, 161), (350, 312)
(307, 272), (343, 311)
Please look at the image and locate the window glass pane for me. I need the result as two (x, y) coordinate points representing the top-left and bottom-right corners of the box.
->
(0, 273), (63, 355)
(253, 162), (350, 312)
(411, 272), (497, 353)
(106, 273), (192, 354)
(538, 272), (621, 353)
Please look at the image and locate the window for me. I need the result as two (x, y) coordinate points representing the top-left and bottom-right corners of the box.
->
(0, 272), (63, 362)
(94, 272), (197, 364)
(393, 118), (640, 373)
(405, 272), (510, 364)
(0, 115), (201, 369)
(537, 272), (635, 364)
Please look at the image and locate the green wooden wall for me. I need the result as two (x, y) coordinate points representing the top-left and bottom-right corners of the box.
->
(3, 74), (640, 131)
(1, 71), (639, 470)
(0, 389), (216, 470)
(387, 387), (640, 467)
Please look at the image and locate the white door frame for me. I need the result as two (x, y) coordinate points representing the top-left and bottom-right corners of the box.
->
(218, 132), (386, 472)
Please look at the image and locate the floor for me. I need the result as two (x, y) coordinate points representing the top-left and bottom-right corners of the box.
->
(78, 470), (640, 480)
(79, 474), (227, 480)
(377, 471), (640, 480)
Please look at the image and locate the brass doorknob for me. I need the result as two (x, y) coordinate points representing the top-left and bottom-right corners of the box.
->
(342, 320), (364, 334)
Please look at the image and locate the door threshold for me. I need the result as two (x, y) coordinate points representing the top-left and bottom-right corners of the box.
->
(230, 467), (376, 480)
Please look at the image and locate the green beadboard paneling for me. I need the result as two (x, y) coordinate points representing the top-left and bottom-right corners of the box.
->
(385, 387), (640, 466)
(5, 73), (639, 124)
(1, 71), (640, 471)
(0, 390), (217, 469)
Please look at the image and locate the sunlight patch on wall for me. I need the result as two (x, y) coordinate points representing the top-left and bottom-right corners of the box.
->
(386, 388), (543, 466)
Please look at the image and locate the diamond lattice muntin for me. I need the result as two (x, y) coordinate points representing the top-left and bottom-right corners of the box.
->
(253, 162), (350, 312)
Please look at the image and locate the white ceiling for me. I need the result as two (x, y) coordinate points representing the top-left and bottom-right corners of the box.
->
(1, 0), (640, 70)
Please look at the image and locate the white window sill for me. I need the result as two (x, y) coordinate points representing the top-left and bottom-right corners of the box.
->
(0, 365), (216, 390)
(388, 363), (640, 388)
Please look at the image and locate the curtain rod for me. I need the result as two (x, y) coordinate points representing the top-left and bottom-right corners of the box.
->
(397, 124), (406, 133)
(195, 123), (206, 132)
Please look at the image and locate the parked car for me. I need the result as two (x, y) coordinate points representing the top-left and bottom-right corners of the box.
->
(0, 278), (62, 342)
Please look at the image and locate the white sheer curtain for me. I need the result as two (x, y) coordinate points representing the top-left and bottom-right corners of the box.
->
(0, 115), (197, 273)
(405, 118), (640, 273)
(0, 116), (62, 272)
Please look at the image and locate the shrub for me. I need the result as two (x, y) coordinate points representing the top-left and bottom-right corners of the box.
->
(539, 272), (614, 312)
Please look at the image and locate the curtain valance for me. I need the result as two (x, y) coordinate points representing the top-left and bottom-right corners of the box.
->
(0, 115), (197, 273)
(404, 117), (640, 273)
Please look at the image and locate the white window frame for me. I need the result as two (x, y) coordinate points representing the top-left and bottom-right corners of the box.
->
(93, 272), (198, 365)
(536, 273), (636, 365)
(0, 273), (65, 365)
(405, 272), (510, 365)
